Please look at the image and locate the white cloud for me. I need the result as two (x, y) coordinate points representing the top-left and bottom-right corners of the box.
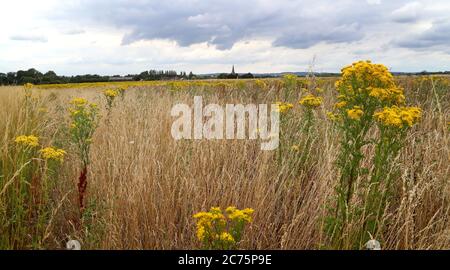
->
(391, 2), (423, 23)
(367, 0), (381, 5)
(10, 35), (48, 42)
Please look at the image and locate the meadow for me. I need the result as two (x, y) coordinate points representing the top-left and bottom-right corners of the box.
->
(0, 62), (449, 250)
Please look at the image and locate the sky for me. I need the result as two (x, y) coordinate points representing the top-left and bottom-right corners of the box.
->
(1, 0), (450, 75)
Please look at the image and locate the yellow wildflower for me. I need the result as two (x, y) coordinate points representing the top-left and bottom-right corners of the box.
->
(374, 106), (422, 128)
(347, 106), (364, 120)
(104, 89), (119, 98)
(69, 109), (81, 116)
(368, 87), (389, 100)
(299, 94), (322, 108)
(219, 232), (235, 244)
(15, 135), (39, 148)
(39, 147), (66, 162)
(275, 102), (294, 113)
(225, 206), (237, 214)
(194, 206), (253, 248)
(255, 79), (267, 90)
(335, 60), (406, 106)
(291, 145), (300, 151)
(226, 207), (254, 223)
(283, 74), (297, 81)
(335, 101), (347, 109)
(368, 87), (405, 104)
(327, 112), (339, 121)
(117, 87), (127, 93)
(70, 98), (88, 107)
(196, 225), (206, 241)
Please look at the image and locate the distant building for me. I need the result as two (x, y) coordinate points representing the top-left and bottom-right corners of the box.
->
(229, 65), (238, 79)
(216, 65), (243, 79)
(108, 76), (134, 82)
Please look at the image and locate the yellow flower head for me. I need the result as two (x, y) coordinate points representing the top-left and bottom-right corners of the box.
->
(104, 89), (119, 98)
(336, 61), (403, 103)
(255, 79), (267, 90)
(219, 232), (235, 244)
(327, 112), (339, 121)
(299, 94), (322, 108)
(196, 225), (206, 241)
(334, 101), (347, 109)
(275, 102), (294, 113)
(226, 207), (254, 223)
(368, 86), (405, 104)
(283, 74), (297, 81)
(39, 147), (66, 162)
(70, 98), (88, 107)
(347, 106), (364, 120)
(15, 135), (39, 148)
(194, 206), (253, 247)
(374, 106), (422, 128)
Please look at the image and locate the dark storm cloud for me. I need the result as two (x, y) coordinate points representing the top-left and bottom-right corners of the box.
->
(53, 0), (435, 50)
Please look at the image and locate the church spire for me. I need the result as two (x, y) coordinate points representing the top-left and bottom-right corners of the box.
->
(231, 65), (235, 75)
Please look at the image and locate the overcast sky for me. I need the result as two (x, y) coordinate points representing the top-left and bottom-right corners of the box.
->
(1, 0), (450, 75)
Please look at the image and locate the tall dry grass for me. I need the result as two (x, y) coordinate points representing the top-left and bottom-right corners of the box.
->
(0, 76), (448, 249)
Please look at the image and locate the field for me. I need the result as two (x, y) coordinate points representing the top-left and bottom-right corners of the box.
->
(0, 68), (449, 250)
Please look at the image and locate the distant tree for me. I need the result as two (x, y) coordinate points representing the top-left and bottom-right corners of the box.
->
(7, 72), (16, 85)
(227, 73), (238, 79)
(42, 70), (59, 84)
(21, 76), (36, 84)
(217, 73), (229, 79)
(240, 73), (254, 79)
(0, 73), (6, 85)
(15, 68), (43, 84)
(44, 70), (57, 77)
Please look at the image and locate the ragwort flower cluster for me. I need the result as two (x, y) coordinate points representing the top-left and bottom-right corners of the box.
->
(326, 60), (422, 249)
(193, 206), (254, 250)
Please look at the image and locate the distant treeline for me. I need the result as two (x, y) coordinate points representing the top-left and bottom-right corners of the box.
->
(216, 72), (255, 79)
(0, 68), (198, 85)
(393, 71), (450, 76)
(1, 68), (449, 86)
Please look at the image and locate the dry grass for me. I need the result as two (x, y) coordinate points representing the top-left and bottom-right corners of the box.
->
(0, 77), (448, 250)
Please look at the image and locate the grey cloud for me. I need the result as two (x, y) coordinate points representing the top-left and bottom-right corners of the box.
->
(10, 35), (48, 42)
(273, 23), (363, 49)
(395, 20), (450, 49)
(391, 2), (423, 23)
(52, 0), (427, 50)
